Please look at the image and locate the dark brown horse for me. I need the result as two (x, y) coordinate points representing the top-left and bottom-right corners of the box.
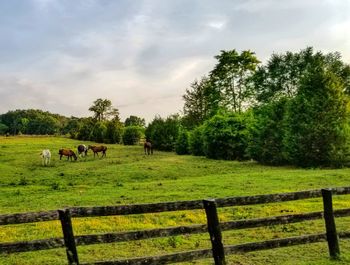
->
(88, 145), (107, 157)
(144, 140), (153, 155)
(59, 149), (77, 161)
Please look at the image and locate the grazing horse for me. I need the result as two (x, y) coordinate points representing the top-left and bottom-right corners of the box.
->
(88, 145), (107, 158)
(59, 148), (77, 161)
(77, 144), (88, 157)
(41, 149), (51, 166)
(144, 140), (153, 155)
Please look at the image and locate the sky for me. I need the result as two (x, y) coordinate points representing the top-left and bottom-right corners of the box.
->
(0, 0), (349, 122)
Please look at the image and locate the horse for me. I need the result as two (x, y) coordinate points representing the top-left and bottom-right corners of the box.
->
(144, 140), (153, 155)
(77, 144), (88, 158)
(88, 145), (107, 158)
(41, 149), (51, 166)
(59, 148), (77, 161)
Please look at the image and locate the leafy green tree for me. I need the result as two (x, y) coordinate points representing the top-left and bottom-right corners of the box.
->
(202, 112), (252, 160)
(182, 76), (220, 129)
(252, 47), (350, 104)
(247, 98), (288, 165)
(210, 50), (260, 112)
(175, 129), (189, 155)
(124, 115), (146, 127)
(89, 98), (119, 121)
(122, 126), (144, 145)
(0, 123), (8, 135)
(189, 126), (205, 156)
(105, 120), (123, 144)
(283, 58), (350, 167)
(145, 115), (180, 151)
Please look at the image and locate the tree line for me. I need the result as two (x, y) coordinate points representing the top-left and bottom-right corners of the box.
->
(0, 99), (146, 145)
(167, 47), (350, 167)
(1, 46), (350, 167)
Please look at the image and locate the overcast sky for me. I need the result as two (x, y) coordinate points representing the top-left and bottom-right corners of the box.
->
(0, 0), (349, 122)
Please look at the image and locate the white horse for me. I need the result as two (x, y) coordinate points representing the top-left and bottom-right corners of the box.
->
(41, 149), (51, 166)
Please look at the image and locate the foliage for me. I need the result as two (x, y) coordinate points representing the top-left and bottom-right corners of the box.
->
(202, 111), (252, 160)
(182, 76), (220, 129)
(210, 49), (260, 112)
(0, 109), (65, 135)
(0, 122), (9, 135)
(122, 126), (144, 145)
(252, 47), (350, 104)
(188, 125), (205, 156)
(105, 120), (123, 144)
(124, 115), (146, 127)
(247, 98), (288, 165)
(283, 59), (350, 167)
(145, 115), (180, 151)
(175, 128), (189, 155)
(88, 98), (120, 121)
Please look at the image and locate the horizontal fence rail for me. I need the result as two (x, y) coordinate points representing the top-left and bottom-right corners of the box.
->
(79, 232), (350, 265)
(2, 186), (350, 264)
(2, 186), (350, 226)
(2, 207), (350, 254)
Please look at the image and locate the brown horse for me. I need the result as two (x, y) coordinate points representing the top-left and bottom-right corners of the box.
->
(144, 140), (153, 155)
(59, 149), (77, 161)
(88, 145), (107, 157)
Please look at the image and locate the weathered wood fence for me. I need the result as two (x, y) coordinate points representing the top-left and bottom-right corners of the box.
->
(1, 187), (350, 264)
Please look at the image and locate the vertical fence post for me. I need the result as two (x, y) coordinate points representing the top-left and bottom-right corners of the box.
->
(59, 209), (79, 265)
(203, 199), (226, 265)
(322, 189), (340, 259)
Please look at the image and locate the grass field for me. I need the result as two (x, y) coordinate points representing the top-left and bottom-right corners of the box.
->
(1, 136), (350, 264)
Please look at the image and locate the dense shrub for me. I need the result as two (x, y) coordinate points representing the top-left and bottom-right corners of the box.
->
(175, 129), (189, 155)
(122, 126), (143, 145)
(283, 62), (350, 167)
(91, 122), (107, 143)
(189, 126), (205, 156)
(202, 112), (251, 160)
(145, 115), (180, 151)
(105, 120), (123, 144)
(247, 98), (288, 165)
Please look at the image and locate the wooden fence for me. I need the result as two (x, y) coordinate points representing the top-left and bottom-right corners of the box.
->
(1, 187), (350, 264)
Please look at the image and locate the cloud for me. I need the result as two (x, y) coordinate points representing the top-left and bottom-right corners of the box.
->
(0, 0), (349, 122)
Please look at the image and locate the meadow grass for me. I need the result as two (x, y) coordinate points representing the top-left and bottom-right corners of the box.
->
(1, 136), (350, 264)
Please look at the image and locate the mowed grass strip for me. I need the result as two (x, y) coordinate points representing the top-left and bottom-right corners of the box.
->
(1, 136), (350, 264)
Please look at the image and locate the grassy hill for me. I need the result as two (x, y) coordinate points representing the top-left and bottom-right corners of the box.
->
(1, 136), (350, 264)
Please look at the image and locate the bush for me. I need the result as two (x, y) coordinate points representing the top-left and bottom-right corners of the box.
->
(122, 126), (143, 145)
(202, 112), (251, 160)
(247, 98), (288, 165)
(105, 120), (123, 144)
(189, 126), (205, 156)
(283, 63), (350, 167)
(175, 129), (189, 155)
(145, 115), (180, 151)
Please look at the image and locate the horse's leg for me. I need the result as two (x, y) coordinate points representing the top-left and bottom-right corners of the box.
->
(60, 155), (62, 160)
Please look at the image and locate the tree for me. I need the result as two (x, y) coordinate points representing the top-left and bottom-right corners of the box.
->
(124, 115), (146, 127)
(175, 128), (189, 155)
(202, 111), (252, 160)
(122, 126), (143, 145)
(145, 115), (180, 151)
(247, 98), (288, 165)
(210, 50), (260, 112)
(252, 47), (350, 104)
(283, 57), (350, 167)
(89, 98), (120, 121)
(105, 120), (123, 144)
(182, 76), (220, 129)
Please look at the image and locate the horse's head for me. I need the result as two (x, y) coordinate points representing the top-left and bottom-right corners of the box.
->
(72, 151), (78, 161)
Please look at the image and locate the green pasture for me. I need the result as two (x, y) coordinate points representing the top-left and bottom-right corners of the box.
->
(1, 136), (350, 264)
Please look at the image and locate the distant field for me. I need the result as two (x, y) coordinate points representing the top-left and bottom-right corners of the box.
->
(1, 136), (350, 265)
